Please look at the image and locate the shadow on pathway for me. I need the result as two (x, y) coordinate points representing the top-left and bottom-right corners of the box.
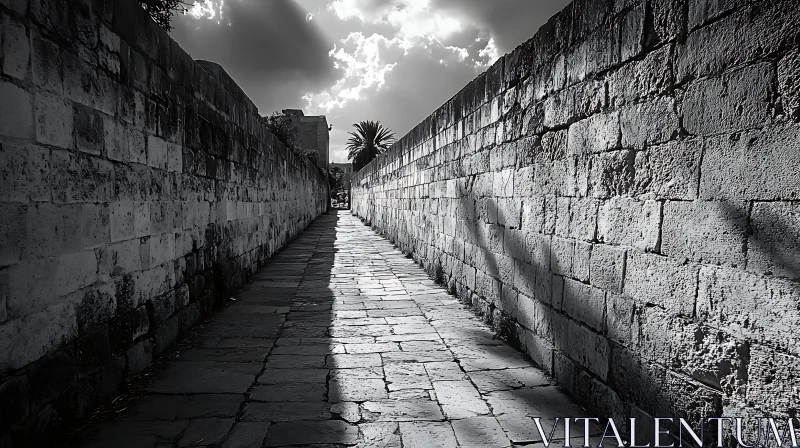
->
(71, 211), (588, 447)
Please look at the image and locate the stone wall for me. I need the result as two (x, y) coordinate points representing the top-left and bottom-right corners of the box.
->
(352, 0), (800, 435)
(0, 0), (327, 443)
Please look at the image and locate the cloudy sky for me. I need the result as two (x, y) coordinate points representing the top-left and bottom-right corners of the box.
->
(170, 0), (570, 163)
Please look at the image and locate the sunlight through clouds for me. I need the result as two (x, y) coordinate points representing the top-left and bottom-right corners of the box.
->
(307, 0), (500, 113)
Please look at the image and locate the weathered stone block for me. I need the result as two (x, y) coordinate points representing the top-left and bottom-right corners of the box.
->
(35, 92), (73, 148)
(608, 45), (672, 108)
(624, 250), (698, 317)
(682, 63), (772, 136)
(51, 150), (113, 203)
(699, 124), (800, 200)
(0, 301), (78, 371)
(0, 81), (33, 139)
(661, 200), (747, 268)
(550, 236), (574, 277)
(597, 197), (660, 252)
(572, 241), (591, 283)
(0, 203), (25, 267)
(2, 16), (29, 80)
(605, 293), (636, 346)
(589, 243), (625, 293)
(554, 314), (609, 381)
(678, 1), (799, 80)
(26, 203), (83, 258)
(746, 346), (800, 412)
(31, 31), (62, 94)
(778, 49), (800, 122)
(562, 278), (604, 332)
(6, 250), (97, 319)
(567, 112), (620, 155)
(620, 96), (679, 149)
(747, 201), (800, 280)
(110, 201), (135, 243)
(633, 139), (701, 200)
(0, 142), (49, 202)
(516, 293), (552, 342)
(74, 106), (104, 155)
(588, 150), (635, 198)
(697, 266), (800, 356)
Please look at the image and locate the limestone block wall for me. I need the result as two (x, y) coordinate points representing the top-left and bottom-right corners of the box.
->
(352, 0), (800, 434)
(0, 0), (327, 443)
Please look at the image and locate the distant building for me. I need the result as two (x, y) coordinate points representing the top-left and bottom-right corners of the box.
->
(282, 109), (330, 172)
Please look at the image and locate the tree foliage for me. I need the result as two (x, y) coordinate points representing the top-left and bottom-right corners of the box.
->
(329, 166), (345, 192)
(139, 0), (188, 31)
(346, 121), (395, 172)
(262, 112), (321, 164)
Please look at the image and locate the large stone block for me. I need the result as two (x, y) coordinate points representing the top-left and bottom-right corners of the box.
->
(589, 243), (625, 293)
(699, 124), (800, 200)
(0, 81), (33, 139)
(597, 197), (660, 252)
(74, 106), (104, 156)
(26, 203), (83, 258)
(562, 278), (604, 332)
(2, 15), (29, 80)
(51, 150), (113, 203)
(0, 202), (25, 267)
(0, 302), (78, 371)
(553, 314), (610, 381)
(567, 112), (620, 155)
(607, 45), (672, 108)
(661, 200), (747, 268)
(697, 266), (800, 356)
(0, 142), (49, 202)
(6, 250), (97, 319)
(747, 202), (800, 280)
(632, 139), (701, 200)
(35, 92), (73, 148)
(624, 251), (698, 317)
(677, 1), (799, 80)
(682, 63), (772, 136)
(746, 346), (800, 413)
(588, 150), (635, 198)
(620, 96), (680, 149)
(778, 49), (800, 121)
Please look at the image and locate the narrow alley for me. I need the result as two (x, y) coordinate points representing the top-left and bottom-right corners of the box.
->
(74, 211), (586, 447)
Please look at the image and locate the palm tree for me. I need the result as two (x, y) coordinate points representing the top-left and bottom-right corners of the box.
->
(346, 121), (395, 172)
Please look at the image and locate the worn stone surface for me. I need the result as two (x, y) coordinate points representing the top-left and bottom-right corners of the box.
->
(0, 0), (328, 443)
(69, 212), (582, 446)
(351, 0), (800, 428)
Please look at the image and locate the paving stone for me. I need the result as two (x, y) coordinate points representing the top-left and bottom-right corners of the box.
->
(257, 368), (328, 384)
(484, 386), (587, 418)
(330, 366), (384, 379)
(222, 422), (270, 448)
(263, 421), (359, 446)
(326, 353), (383, 368)
(384, 363), (431, 391)
(329, 378), (388, 402)
(330, 401), (361, 422)
(124, 394), (244, 421)
(432, 380), (491, 419)
(362, 399), (445, 422)
(467, 367), (551, 393)
(241, 401), (331, 421)
(344, 342), (399, 353)
(175, 347), (270, 363)
(146, 362), (261, 394)
(451, 417), (512, 448)
(424, 362), (467, 381)
(358, 422), (402, 447)
(264, 354), (326, 369)
(400, 421), (459, 448)
(177, 418), (234, 447)
(250, 383), (327, 402)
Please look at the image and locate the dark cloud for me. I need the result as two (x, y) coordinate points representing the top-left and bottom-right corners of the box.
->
(170, 0), (341, 112)
(432, 0), (570, 52)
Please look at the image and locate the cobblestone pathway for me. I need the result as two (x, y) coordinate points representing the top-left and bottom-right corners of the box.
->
(77, 211), (587, 447)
